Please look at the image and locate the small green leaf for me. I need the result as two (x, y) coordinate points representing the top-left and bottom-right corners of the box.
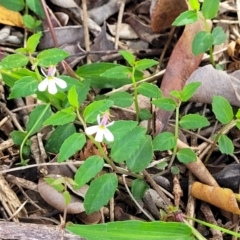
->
(0, 54), (29, 69)
(218, 134), (234, 155)
(26, 32), (42, 53)
(134, 59), (158, 71)
(74, 156), (104, 188)
(179, 114), (210, 129)
(189, 0), (200, 11)
(58, 133), (86, 162)
(212, 26), (227, 45)
(83, 100), (113, 123)
(101, 66), (132, 79)
(177, 148), (197, 164)
(192, 31), (214, 55)
(153, 132), (176, 151)
(26, 0), (45, 18)
(23, 14), (42, 30)
(170, 90), (181, 100)
(152, 98), (176, 111)
(10, 131), (28, 145)
(202, 0), (219, 19)
(172, 10), (198, 26)
(139, 108), (152, 120)
(68, 85), (79, 108)
(26, 104), (52, 136)
(212, 96), (233, 124)
(180, 82), (201, 102)
(44, 177), (64, 192)
(119, 50), (135, 66)
(108, 92), (133, 107)
(236, 109), (240, 119)
(63, 191), (71, 205)
(84, 173), (118, 214)
(236, 122), (240, 130)
(37, 48), (70, 67)
(137, 82), (162, 98)
(131, 179), (149, 200)
(0, 0), (24, 11)
(43, 108), (76, 126)
(171, 166), (180, 175)
(9, 76), (39, 99)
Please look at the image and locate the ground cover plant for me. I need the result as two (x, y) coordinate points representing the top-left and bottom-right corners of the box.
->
(0, 0), (240, 239)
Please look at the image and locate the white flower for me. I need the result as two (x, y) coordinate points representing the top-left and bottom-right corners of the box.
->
(38, 66), (67, 95)
(85, 113), (114, 142)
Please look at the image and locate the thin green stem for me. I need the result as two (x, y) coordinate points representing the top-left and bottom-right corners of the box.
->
(131, 67), (139, 121)
(182, 219), (207, 240)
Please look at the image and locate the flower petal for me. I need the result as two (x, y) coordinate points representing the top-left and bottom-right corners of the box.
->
(85, 125), (99, 135)
(48, 80), (58, 94)
(97, 114), (101, 125)
(38, 79), (48, 92)
(95, 129), (104, 142)
(48, 66), (56, 76)
(103, 128), (114, 142)
(54, 77), (67, 89)
(106, 121), (114, 127)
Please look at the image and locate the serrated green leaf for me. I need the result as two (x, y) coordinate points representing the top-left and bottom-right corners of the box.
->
(37, 48), (70, 67)
(139, 108), (152, 120)
(10, 131), (27, 145)
(180, 82), (201, 102)
(172, 10), (198, 26)
(218, 134), (234, 155)
(132, 179), (149, 200)
(84, 173), (118, 214)
(212, 26), (227, 45)
(26, 104), (52, 136)
(26, 0), (45, 18)
(45, 123), (76, 153)
(179, 114), (210, 129)
(0, 54), (29, 69)
(26, 32), (42, 53)
(212, 96), (233, 124)
(83, 100), (113, 123)
(153, 132), (176, 151)
(0, 0), (24, 11)
(68, 85), (79, 108)
(67, 221), (194, 240)
(202, 0), (219, 19)
(192, 31), (214, 55)
(119, 50), (135, 66)
(152, 98), (176, 111)
(189, 0), (200, 11)
(8, 76), (39, 99)
(137, 82), (162, 98)
(58, 133), (86, 162)
(74, 156), (104, 188)
(126, 135), (153, 172)
(177, 148), (197, 164)
(135, 59), (158, 71)
(108, 92), (133, 107)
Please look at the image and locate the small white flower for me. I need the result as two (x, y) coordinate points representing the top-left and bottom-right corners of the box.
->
(38, 66), (67, 95)
(85, 113), (114, 142)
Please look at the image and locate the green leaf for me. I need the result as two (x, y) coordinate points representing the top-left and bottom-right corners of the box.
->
(68, 85), (79, 108)
(172, 10), (198, 26)
(134, 59), (158, 71)
(67, 221), (194, 240)
(26, 104), (52, 136)
(137, 82), (162, 98)
(119, 50), (135, 66)
(0, 54), (29, 69)
(170, 90), (181, 100)
(152, 98), (176, 111)
(218, 134), (234, 155)
(37, 48), (70, 67)
(192, 31), (214, 55)
(83, 100), (113, 123)
(0, 0), (24, 11)
(212, 26), (227, 45)
(131, 179), (149, 200)
(63, 191), (71, 205)
(44, 177), (64, 192)
(139, 108), (152, 120)
(101, 66), (131, 79)
(23, 14), (42, 30)
(236, 122), (240, 130)
(26, 0), (45, 18)
(26, 32), (42, 53)
(74, 156), (104, 188)
(202, 0), (219, 19)
(235, 109), (240, 119)
(153, 132), (176, 151)
(45, 123), (76, 153)
(43, 108), (76, 126)
(84, 173), (118, 214)
(180, 82), (201, 102)
(179, 114), (210, 129)
(189, 0), (200, 11)
(126, 135), (153, 172)
(212, 96), (233, 124)
(58, 133), (86, 162)
(171, 166), (180, 175)
(177, 148), (197, 164)
(108, 92), (133, 107)
(8, 76), (39, 99)
(10, 131), (28, 145)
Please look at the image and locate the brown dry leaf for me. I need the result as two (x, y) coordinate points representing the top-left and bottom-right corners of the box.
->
(107, 23), (138, 40)
(187, 64), (240, 106)
(151, 0), (187, 32)
(0, 5), (24, 27)
(191, 182), (240, 215)
(227, 39), (240, 61)
(76, 211), (101, 224)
